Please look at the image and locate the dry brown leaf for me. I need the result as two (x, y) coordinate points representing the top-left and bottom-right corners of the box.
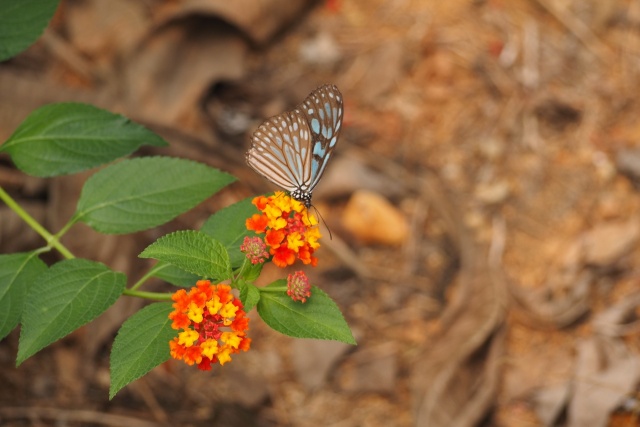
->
(120, 25), (248, 131)
(337, 342), (397, 394)
(292, 339), (351, 391)
(568, 336), (640, 427)
(65, 0), (148, 62)
(593, 292), (640, 337)
(509, 271), (591, 328)
(169, 0), (315, 45)
(119, 0), (317, 130)
(580, 220), (640, 268)
(531, 382), (571, 427)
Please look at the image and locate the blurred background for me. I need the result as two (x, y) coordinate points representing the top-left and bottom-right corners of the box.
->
(2, 0), (640, 426)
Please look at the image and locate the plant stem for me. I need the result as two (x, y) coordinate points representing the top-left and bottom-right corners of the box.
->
(258, 286), (287, 293)
(123, 289), (173, 301)
(130, 266), (159, 291)
(0, 186), (75, 259)
(233, 258), (249, 283)
(53, 219), (77, 241)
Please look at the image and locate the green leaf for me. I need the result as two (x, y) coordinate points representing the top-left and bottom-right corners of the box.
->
(257, 280), (355, 344)
(110, 302), (175, 399)
(0, 0), (59, 61)
(201, 197), (258, 268)
(140, 230), (232, 281)
(238, 281), (260, 312)
(74, 157), (235, 234)
(17, 259), (126, 365)
(236, 262), (263, 282)
(0, 103), (168, 177)
(150, 262), (200, 287)
(0, 252), (47, 340)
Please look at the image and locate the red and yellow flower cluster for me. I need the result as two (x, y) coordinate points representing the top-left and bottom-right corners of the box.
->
(287, 271), (311, 303)
(246, 192), (321, 268)
(169, 280), (251, 370)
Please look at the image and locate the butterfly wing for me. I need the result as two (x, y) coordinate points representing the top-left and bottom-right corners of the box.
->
(300, 85), (343, 191)
(246, 84), (343, 204)
(246, 109), (313, 194)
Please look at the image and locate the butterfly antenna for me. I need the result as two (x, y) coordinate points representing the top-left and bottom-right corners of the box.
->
(311, 204), (332, 240)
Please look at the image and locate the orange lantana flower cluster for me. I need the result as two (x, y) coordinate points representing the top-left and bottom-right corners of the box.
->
(245, 192), (321, 268)
(169, 280), (251, 370)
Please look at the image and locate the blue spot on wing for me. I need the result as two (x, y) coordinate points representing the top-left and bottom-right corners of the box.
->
(313, 142), (326, 157)
(311, 118), (320, 133)
(312, 157), (320, 177)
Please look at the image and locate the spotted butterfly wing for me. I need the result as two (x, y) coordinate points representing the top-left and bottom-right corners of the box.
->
(246, 84), (343, 207)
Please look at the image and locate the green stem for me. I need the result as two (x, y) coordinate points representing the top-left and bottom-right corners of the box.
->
(258, 286), (287, 293)
(233, 258), (249, 283)
(130, 267), (158, 291)
(32, 246), (52, 256)
(123, 289), (173, 301)
(53, 218), (78, 241)
(0, 186), (75, 259)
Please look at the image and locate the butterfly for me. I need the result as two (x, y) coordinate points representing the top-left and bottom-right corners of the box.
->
(246, 84), (344, 208)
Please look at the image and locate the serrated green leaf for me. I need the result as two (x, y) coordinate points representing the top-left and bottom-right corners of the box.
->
(140, 230), (232, 281)
(150, 261), (200, 287)
(110, 302), (175, 399)
(17, 259), (126, 365)
(201, 197), (258, 268)
(0, 252), (47, 340)
(0, 103), (167, 177)
(74, 157), (235, 234)
(238, 281), (260, 312)
(0, 0), (59, 61)
(257, 280), (355, 344)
